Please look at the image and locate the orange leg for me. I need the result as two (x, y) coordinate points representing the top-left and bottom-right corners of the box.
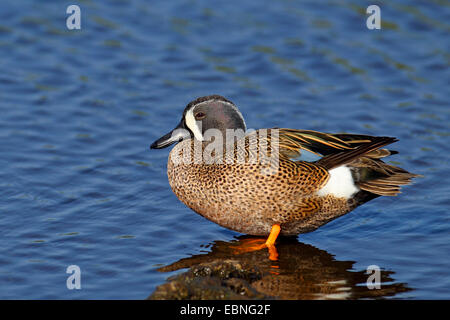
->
(230, 224), (281, 261)
(265, 224), (281, 246)
(265, 224), (281, 261)
(230, 238), (266, 255)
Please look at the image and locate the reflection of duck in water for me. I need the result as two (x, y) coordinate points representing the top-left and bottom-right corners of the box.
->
(149, 236), (412, 300)
(150, 95), (419, 260)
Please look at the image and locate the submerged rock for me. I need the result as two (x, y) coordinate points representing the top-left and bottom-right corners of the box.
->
(149, 259), (272, 300)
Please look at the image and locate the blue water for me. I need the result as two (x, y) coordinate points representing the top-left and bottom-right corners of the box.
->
(0, 0), (448, 299)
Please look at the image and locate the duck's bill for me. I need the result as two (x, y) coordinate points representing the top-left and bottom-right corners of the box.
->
(150, 125), (191, 149)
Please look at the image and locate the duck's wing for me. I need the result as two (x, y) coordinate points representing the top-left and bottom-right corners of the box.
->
(277, 129), (396, 161)
(275, 129), (420, 196)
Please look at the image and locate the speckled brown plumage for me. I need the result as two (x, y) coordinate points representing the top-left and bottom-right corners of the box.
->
(168, 130), (357, 236)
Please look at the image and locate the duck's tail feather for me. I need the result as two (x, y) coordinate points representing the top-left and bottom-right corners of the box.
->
(351, 158), (421, 196)
(314, 135), (421, 197)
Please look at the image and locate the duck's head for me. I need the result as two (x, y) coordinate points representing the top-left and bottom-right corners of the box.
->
(150, 95), (246, 149)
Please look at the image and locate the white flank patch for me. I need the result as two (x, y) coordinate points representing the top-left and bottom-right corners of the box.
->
(317, 166), (359, 199)
(185, 108), (204, 141)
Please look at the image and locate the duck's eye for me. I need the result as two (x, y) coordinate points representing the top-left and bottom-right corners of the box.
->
(195, 112), (206, 120)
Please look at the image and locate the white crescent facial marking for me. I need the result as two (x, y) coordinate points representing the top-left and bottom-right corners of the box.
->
(185, 99), (247, 141)
(185, 107), (204, 141)
(317, 166), (359, 199)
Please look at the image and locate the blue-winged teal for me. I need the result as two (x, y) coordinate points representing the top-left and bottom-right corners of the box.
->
(151, 95), (418, 259)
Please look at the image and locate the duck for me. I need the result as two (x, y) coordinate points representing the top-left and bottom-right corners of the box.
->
(150, 95), (419, 259)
